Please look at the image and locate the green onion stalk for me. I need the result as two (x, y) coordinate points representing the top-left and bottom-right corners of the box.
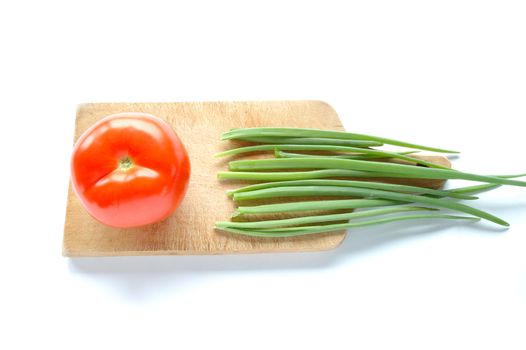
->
(215, 127), (526, 237)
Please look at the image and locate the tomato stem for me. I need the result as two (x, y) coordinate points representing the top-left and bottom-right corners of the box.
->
(119, 156), (134, 171)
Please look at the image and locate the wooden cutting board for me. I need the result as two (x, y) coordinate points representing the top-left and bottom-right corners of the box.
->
(63, 101), (449, 257)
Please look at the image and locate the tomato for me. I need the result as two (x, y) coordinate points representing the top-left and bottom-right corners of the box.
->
(71, 112), (191, 228)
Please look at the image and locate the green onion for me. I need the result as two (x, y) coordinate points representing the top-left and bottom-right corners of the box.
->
(447, 174), (526, 195)
(233, 136), (383, 147)
(227, 179), (476, 200)
(231, 185), (508, 226)
(275, 150), (418, 160)
(221, 127), (459, 154)
(216, 214), (479, 238)
(447, 184), (501, 195)
(217, 127), (526, 234)
(216, 144), (448, 169)
(218, 170), (526, 182)
(228, 158), (526, 187)
(235, 199), (402, 215)
(497, 173), (526, 178)
(218, 169), (410, 181)
(234, 181), (507, 215)
(217, 206), (436, 229)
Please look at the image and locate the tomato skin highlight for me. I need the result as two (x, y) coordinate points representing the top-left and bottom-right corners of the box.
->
(71, 113), (191, 228)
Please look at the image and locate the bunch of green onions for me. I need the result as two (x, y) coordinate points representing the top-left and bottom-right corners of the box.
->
(215, 127), (526, 238)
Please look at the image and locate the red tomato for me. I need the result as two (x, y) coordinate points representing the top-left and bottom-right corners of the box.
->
(71, 113), (191, 228)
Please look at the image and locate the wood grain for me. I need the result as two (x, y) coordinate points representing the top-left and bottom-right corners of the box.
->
(63, 101), (450, 257)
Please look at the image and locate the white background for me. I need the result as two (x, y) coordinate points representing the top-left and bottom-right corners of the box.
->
(1, 1), (525, 349)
